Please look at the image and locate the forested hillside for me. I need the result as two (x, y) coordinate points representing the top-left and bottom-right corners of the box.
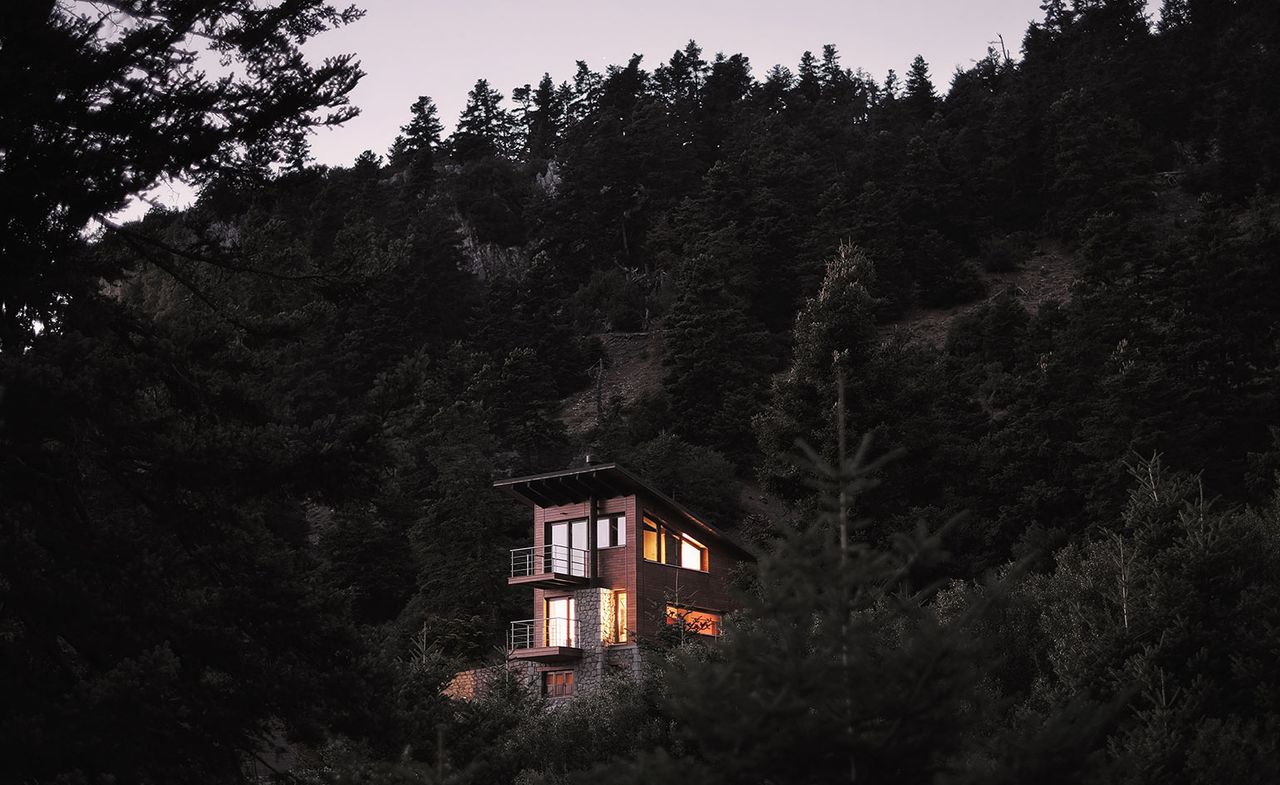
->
(4, 0), (1280, 782)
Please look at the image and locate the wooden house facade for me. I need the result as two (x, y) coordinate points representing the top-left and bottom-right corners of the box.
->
(492, 463), (751, 699)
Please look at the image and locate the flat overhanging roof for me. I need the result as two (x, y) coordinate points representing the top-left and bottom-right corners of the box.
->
(494, 463), (752, 558)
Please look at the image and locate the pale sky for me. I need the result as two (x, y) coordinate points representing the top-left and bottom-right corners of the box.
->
(300, 0), (1054, 166)
(132, 0), (1157, 214)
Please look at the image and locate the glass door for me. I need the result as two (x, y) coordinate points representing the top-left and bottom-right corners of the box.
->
(548, 519), (589, 575)
(545, 596), (576, 647)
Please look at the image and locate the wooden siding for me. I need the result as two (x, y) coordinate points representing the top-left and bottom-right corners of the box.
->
(529, 496), (633, 646)
(634, 494), (739, 640)
(521, 492), (741, 646)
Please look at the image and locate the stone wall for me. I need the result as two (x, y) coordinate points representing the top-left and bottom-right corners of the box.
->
(444, 661), (540, 701)
(446, 588), (642, 702)
(570, 587), (606, 693)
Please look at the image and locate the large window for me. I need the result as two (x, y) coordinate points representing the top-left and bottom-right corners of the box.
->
(595, 514), (627, 548)
(665, 606), (721, 637)
(545, 596), (576, 647)
(643, 516), (708, 571)
(547, 519), (588, 575)
(543, 670), (574, 698)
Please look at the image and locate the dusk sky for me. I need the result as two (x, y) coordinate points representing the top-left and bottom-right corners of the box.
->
(300, 0), (1060, 167)
(129, 0), (1159, 214)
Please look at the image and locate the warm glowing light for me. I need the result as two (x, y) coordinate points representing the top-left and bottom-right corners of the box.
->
(644, 517), (708, 571)
(614, 591), (628, 643)
(543, 670), (573, 697)
(643, 519), (659, 561)
(681, 535), (707, 571)
(545, 596), (575, 647)
(666, 605), (721, 637)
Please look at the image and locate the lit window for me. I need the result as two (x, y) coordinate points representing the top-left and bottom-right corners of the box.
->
(545, 596), (575, 647)
(543, 670), (574, 697)
(643, 519), (659, 561)
(613, 590), (628, 643)
(643, 516), (709, 572)
(681, 536), (707, 571)
(665, 605), (721, 637)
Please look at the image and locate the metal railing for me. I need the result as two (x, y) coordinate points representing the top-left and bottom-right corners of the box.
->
(510, 544), (589, 578)
(509, 616), (580, 650)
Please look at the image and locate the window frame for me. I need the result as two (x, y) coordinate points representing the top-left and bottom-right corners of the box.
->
(642, 516), (710, 573)
(544, 595), (576, 648)
(611, 590), (628, 644)
(542, 669), (574, 698)
(595, 513), (627, 549)
(665, 605), (722, 637)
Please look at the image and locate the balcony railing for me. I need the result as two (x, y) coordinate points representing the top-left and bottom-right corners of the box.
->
(510, 544), (589, 579)
(509, 616), (580, 650)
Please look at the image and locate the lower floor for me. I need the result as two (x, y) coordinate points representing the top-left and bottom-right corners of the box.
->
(445, 643), (642, 702)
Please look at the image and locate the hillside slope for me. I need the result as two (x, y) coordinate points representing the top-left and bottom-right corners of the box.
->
(557, 241), (1078, 436)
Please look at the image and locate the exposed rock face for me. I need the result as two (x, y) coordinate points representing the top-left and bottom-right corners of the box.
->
(455, 215), (531, 280)
(534, 160), (561, 196)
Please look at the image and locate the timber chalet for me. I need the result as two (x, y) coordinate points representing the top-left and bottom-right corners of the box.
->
(448, 463), (751, 700)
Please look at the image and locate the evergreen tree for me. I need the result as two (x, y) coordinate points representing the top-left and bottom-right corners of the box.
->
(450, 79), (517, 161)
(520, 74), (563, 160)
(902, 54), (939, 119)
(756, 244), (879, 495)
(601, 433), (990, 785)
(391, 95), (445, 162)
(973, 456), (1280, 783)
(0, 0), (363, 353)
(663, 254), (775, 463)
(794, 50), (823, 103)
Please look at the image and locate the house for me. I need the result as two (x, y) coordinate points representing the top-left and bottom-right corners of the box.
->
(482, 462), (752, 699)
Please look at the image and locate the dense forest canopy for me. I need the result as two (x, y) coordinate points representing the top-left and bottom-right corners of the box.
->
(3, 0), (1280, 782)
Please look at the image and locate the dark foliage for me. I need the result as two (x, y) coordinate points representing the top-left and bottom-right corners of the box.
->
(5, 0), (1280, 782)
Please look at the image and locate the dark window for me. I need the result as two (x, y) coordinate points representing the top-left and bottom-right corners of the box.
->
(663, 530), (681, 566)
(595, 514), (627, 548)
(543, 670), (574, 698)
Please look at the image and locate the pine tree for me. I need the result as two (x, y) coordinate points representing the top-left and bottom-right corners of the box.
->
(756, 244), (880, 495)
(663, 253), (775, 463)
(977, 456), (1280, 782)
(602, 429), (989, 785)
(0, 0), (363, 353)
(450, 79), (517, 161)
(795, 50), (822, 103)
(522, 74), (563, 160)
(392, 96), (444, 159)
(654, 40), (709, 107)
(903, 54), (939, 118)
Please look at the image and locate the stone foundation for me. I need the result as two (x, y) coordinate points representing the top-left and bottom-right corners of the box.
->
(446, 586), (644, 702)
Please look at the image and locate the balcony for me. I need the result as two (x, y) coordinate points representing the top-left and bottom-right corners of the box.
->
(507, 617), (582, 663)
(508, 544), (590, 589)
